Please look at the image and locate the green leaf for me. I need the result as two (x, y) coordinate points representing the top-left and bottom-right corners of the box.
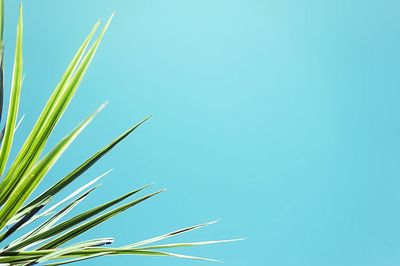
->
(0, 236), (238, 264)
(38, 189), (164, 250)
(38, 169), (111, 218)
(45, 252), (110, 266)
(0, 16), (110, 206)
(125, 220), (220, 248)
(13, 169), (110, 226)
(0, 4), (23, 175)
(0, 248), (218, 264)
(0, 6), (236, 265)
(21, 116), (150, 212)
(0, 0), (4, 124)
(0, 114), (26, 146)
(140, 238), (245, 250)
(5, 184), (154, 251)
(0, 104), (105, 231)
(35, 238), (114, 264)
(59, 249), (220, 263)
(0, 198), (50, 243)
(13, 187), (97, 248)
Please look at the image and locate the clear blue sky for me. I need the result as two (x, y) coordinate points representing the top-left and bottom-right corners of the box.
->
(3, 0), (400, 265)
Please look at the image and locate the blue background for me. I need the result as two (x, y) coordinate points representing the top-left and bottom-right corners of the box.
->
(2, 0), (400, 265)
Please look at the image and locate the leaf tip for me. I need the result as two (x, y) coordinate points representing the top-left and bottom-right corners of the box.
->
(97, 101), (108, 113)
(209, 218), (222, 225)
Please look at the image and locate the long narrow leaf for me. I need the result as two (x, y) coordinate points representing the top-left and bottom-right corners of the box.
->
(34, 238), (114, 264)
(39, 190), (164, 250)
(12, 187), (97, 248)
(0, 4), (23, 175)
(0, 248), (218, 264)
(22, 116), (150, 212)
(11, 169), (110, 226)
(0, 104), (105, 230)
(0, 0), (4, 124)
(140, 239), (245, 250)
(0, 199), (50, 243)
(61, 249), (219, 263)
(45, 252), (110, 266)
(0, 114), (27, 148)
(5, 184), (153, 251)
(0, 17), (107, 206)
(36, 169), (111, 219)
(125, 220), (220, 248)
